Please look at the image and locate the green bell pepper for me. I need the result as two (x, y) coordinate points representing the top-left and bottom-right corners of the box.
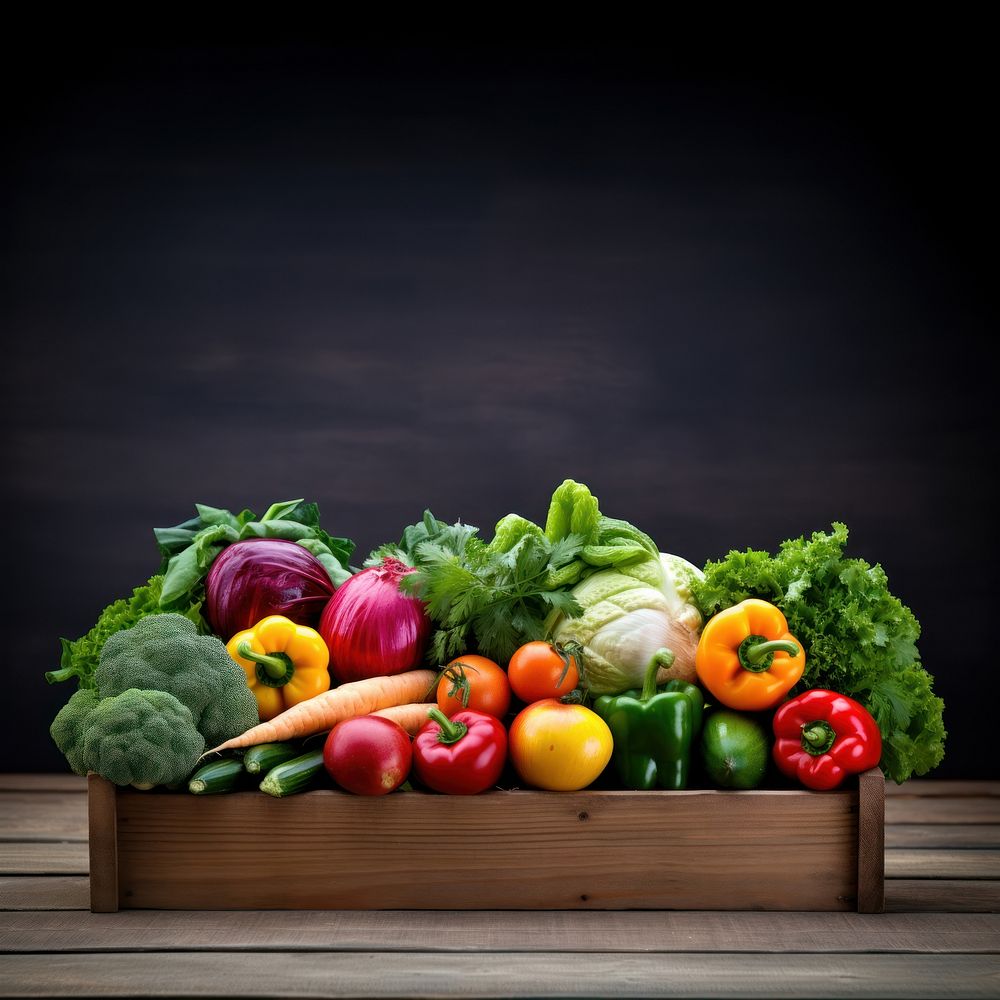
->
(593, 649), (704, 790)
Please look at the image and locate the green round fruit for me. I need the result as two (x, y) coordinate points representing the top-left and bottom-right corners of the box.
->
(700, 710), (769, 789)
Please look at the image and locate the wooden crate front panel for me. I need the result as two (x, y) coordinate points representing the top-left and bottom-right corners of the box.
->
(111, 787), (859, 911)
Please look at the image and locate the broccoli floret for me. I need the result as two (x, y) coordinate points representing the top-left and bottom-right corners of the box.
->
(50, 687), (204, 787)
(96, 613), (258, 748)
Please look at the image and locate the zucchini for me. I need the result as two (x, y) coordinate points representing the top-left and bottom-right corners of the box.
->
(259, 749), (326, 798)
(188, 757), (245, 795)
(244, 742), (300, 776)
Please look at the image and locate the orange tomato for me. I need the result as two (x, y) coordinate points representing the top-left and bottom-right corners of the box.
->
(508, 699), (613, 791)
(436, 655), (511, 719)
(507, 641), (579, 704)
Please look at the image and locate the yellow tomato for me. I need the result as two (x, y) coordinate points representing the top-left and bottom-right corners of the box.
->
(508, 699), (613, 791)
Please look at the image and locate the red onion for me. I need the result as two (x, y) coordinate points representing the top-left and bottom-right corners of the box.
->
(319, 557), (430, 683)
(206, 538), (336, 640)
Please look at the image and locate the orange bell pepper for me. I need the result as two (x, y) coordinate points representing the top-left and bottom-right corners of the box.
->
(226, 615), (331, 721)
(695, 599), (805, 711)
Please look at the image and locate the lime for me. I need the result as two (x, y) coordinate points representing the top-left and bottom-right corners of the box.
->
(700, 710), (769, 789)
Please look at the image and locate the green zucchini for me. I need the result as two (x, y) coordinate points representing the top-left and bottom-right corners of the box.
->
(188, 757), (245, 795)
(259, 749), (326, 798)
(244, 742), (300, 776)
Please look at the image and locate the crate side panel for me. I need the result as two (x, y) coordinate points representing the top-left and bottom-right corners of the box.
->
(115, 789), (858, 911)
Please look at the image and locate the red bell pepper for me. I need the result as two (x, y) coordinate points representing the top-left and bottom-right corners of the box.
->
(412, 707), (507, 795)
(772, 688), (882, 790)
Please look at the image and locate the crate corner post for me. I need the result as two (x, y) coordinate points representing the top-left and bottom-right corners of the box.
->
(856, 766), (885, 913)
(87, 773), (119, 913)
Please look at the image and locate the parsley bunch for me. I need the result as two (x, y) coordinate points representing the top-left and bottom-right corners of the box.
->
(404, 532), (585, 664)
(368, 510), (584, 664)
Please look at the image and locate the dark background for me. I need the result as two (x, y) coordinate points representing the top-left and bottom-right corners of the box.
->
(3, 33), (994, 776)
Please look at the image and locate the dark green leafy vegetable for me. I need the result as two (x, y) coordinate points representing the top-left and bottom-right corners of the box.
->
(46, 575), (205, 690)
(154, 499), (354, 611)
(377, 481), (664, 665)
(404, 531), (585, 664)
(364, 509), (477, 568)
(692, 522), (945, 784)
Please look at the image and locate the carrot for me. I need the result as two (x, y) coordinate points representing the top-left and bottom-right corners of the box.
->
(207, 670), (438, 753)
(371, 702), (436, 736)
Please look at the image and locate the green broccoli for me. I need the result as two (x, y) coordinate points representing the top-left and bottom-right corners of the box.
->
(50, 687), (205, 787)
(96, 613), (258, 748)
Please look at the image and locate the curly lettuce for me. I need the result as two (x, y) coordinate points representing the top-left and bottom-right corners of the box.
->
(46, 575), (205, 690)
(692, 523), (945, 784)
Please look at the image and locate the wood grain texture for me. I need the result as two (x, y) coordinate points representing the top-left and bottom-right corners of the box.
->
(886, 850), (1000, 879)
(2, 952), (998, 998)
(0, 776), (85, 793)
(857, 767), (884, 913)
(0, 878), (89, 911)
(886, 880), (1000, 913)
(0, 794), (87, 842)
(0, 844), (87, 876)
(86, 775), (116, 913)
(885, 781), (1000, 797)
(886, 797), (1000, 824)
(886, 824), (1000, 849)
(108, 783), (860, 911)
(3, 910), (999, 955)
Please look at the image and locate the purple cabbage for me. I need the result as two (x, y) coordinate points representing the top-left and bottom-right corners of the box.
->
(205, 538), (336, 640)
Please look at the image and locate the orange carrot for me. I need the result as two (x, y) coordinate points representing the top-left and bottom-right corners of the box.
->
(371, 702), (436, 736)
(207, 670), (438, 753)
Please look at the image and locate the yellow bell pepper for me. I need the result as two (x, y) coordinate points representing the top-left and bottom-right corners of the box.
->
(695, 598), (805, 711)
(226, 615), (331, 721)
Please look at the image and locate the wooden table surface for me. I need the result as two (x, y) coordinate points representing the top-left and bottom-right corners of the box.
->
(1, 775), (997, 998)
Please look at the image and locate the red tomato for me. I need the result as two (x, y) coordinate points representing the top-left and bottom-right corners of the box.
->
(436, 655), (511, 718)
(507, 641), (579, 704)
(323, 716), (412, 795)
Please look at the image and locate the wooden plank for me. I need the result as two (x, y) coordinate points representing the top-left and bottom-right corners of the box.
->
(109, 785), (859, 911)
(886, 797), (1000, 825)
(0, 775), (85, 793)
(857, 767), (884, 912)
(887, 880), (1000, 913)
(0, 878), (89, 911)
(2, 911), (999, 955)
(886, 781), (1000, 797)
(0, 843), (88, 876)
(886, 825), (1000, 849)
(886, 850), (1000, 879)
(0, 794), (87, 842)
(1, 952), (997, 998)
(86, 775), (117, 913)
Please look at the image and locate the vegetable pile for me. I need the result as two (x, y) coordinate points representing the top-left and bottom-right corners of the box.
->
(46, 484), (945, 798)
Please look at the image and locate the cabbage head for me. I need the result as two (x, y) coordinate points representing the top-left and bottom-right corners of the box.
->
(550, 553), (705, 695)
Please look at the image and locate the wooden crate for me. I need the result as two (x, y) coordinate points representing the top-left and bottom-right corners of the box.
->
(88, 768), (884, 913)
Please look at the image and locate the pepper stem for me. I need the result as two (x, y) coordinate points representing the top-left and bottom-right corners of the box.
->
(426, 706), (468, 746)
(738, 635), (799, 673)
(641, 648), (676, 701)
(236, 640), (293, 683)
(801, 720), (837, 756)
